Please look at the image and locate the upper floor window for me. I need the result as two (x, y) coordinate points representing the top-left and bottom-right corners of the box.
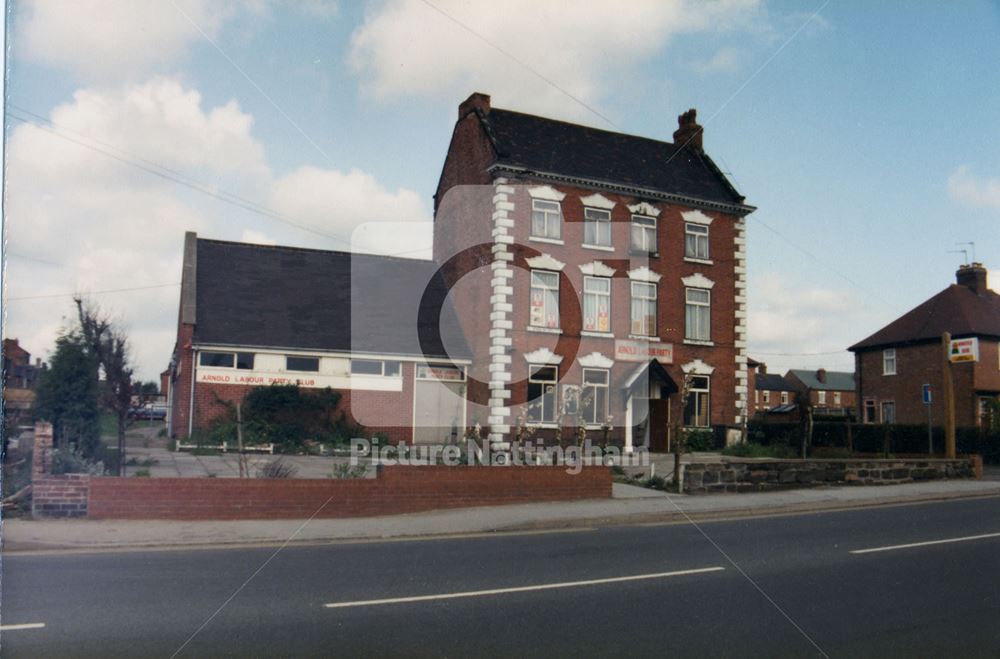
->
(781, 391), (789, 405)
(530, 270), (560, 329)
(286, 355), (320, 372)
(351, 359), (401, 377)
(762, 390), (770, 404)
(818, 390), (827, 405)
(531, 199), (562, 240)
(583, 208), (612, 248)
(685, 288), (711, 341)
(685, 223), (710, 260)
(200, 351), (254, 370)
(582, 276), (611, 333)
(833, 392), (841, 406)
(883, 348), (897, 375)
(630, 281), (657, 336)
(684, 375), (710, 427)
(630, 215), (657, 254)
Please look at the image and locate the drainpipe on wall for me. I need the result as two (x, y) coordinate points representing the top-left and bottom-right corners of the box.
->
(188, 349), (197, 440)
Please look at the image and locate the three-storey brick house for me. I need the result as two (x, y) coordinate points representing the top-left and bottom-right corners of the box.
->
(433, 93), (755, 451)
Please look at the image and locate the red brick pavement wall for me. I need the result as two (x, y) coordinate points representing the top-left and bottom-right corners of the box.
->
(86, 465), (611, 520)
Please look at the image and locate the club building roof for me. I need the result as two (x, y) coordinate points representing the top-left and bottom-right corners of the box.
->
(179, 233), (471, 361)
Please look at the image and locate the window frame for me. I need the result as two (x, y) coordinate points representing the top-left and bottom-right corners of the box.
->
(530, 199), (562, 240)
(833, 391), (841, 406)
(818, 390), (827, 405)
(781, 391), (789, 405)
(351, 359), (402, 377)
(684, 375), (711, 427)
(630, 214), (657, 255)
(684, 287), (711, 341)
(762, 390), (770, 404)
(864, 398), (877, 424)
(630, 281), (657, 337)
(880, 400), (896, 424)
(286, 355), (320, 372)
(582, 275), (612, 333)
(527, 365), (558, 424)
(684, 222), (710, 260)
(583, 207), (612, 248)
(581, 368), (609, 426)
(199, 351), (254, 370)
(883, 348), (897, 375)
(529, 270), (560, 329)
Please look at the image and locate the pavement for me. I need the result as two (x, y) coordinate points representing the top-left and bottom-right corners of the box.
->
(4, 475), (999, 553)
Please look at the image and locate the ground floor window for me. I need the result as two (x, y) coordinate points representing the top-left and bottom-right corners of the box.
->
(864, 398), (877, 423)
(684, 375), (710, 427)
(527, 365), (558, 424)
(581, 368), (609, 425)
(880, 401), (895, 424)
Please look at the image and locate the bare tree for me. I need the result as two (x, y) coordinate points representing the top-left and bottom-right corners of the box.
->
(75, 297), (134, 476)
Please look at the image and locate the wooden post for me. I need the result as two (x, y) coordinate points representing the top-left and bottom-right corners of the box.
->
(942, 332), (956, 459)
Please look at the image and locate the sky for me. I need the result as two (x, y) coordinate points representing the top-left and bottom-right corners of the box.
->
(2, 0), (998, 382)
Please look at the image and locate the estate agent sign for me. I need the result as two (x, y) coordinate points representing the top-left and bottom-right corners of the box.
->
(949, 337), (979, 363)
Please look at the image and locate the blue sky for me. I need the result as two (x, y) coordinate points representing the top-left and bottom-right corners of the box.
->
(3, 0), (998, 380)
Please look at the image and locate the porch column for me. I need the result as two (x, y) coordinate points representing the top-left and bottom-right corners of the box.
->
(624, 394), (633, 454)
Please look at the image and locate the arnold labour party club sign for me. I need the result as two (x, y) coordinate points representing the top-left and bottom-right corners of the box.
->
(614, 340), (674, 364)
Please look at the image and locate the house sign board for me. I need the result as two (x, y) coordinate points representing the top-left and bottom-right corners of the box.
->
(948, 337), (979, 363)
(615, 340), (674, 364)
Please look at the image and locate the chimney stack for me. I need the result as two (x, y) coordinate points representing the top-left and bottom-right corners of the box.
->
(459, 92), (491, 119)
(956, 262), (988, 295)
(816, 368), (827, 384)
(673, 108), (703, 152)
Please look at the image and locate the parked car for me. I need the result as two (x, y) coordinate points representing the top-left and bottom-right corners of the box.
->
(129, 404), (167, 421)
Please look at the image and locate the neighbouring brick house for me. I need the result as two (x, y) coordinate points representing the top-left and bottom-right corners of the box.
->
(2, 338), (45, 434)
(849, 263), (1000, 428)
(749, 361), (799, 420)
(167, 234), (471, 443)
(433, 93), (755, 451)
(785, 368), (856, 417)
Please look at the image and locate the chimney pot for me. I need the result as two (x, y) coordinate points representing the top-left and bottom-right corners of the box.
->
(956, 262), (988, 295)
(673, 108), (703, 152)
(459, 92), (491, 120)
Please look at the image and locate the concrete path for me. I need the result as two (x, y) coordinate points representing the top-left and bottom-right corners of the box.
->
(5, 478), (999, 552)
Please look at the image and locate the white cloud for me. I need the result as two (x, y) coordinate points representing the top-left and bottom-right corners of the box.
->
(349, 0), (762, 120)
(270, 166), (432, 257)
(948, 165), (1000, 210)
(747, 273), (875, 374)
(692, 47), (741, 75)
(16, 0), (247, 82)
(4, 78), (427, 379)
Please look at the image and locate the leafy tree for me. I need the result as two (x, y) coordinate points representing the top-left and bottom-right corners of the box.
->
(34, 331), (101, 456)
(75, 297), (134, 476)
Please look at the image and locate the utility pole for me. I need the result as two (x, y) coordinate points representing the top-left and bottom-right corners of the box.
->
(942, 332), (956, 459)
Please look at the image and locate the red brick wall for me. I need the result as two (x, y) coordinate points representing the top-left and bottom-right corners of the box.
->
(32, 475), (89, 518)
(85, 465), (611, 520)
(856, 342), (982, 427)
(169, 323), (195, 438)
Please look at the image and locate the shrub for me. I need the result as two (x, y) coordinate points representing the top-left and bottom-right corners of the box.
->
(133, 469), (151, 477)
(51, 448), (105, 475)
(722, 443), (799, 459)
(256, 459), (298, 479)
(332, 463), (368, 479)
(684, 429), (715, 452)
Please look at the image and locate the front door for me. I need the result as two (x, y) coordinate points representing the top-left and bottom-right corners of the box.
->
(412, 365), (466, 445)
(648, 397), (670, 452)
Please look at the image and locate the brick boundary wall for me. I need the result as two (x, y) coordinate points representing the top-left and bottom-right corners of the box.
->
(683, 457), (980, 494)
(31, 422), (91, 518)
(44, 465), (610, 520)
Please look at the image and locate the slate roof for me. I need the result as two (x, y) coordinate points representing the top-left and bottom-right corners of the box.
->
(850, 284), (1000, 351)
(755, 373), (798, 392)
(787, 370), (856, 392)
(479, 108), (747, 208)
(192, 239), (470, 359)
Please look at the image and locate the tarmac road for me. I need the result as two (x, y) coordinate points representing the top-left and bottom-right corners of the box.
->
(3, 496), (1000, 657)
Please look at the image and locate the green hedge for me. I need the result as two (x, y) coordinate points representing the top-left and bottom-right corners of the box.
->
(748, 420), (1000, 464)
